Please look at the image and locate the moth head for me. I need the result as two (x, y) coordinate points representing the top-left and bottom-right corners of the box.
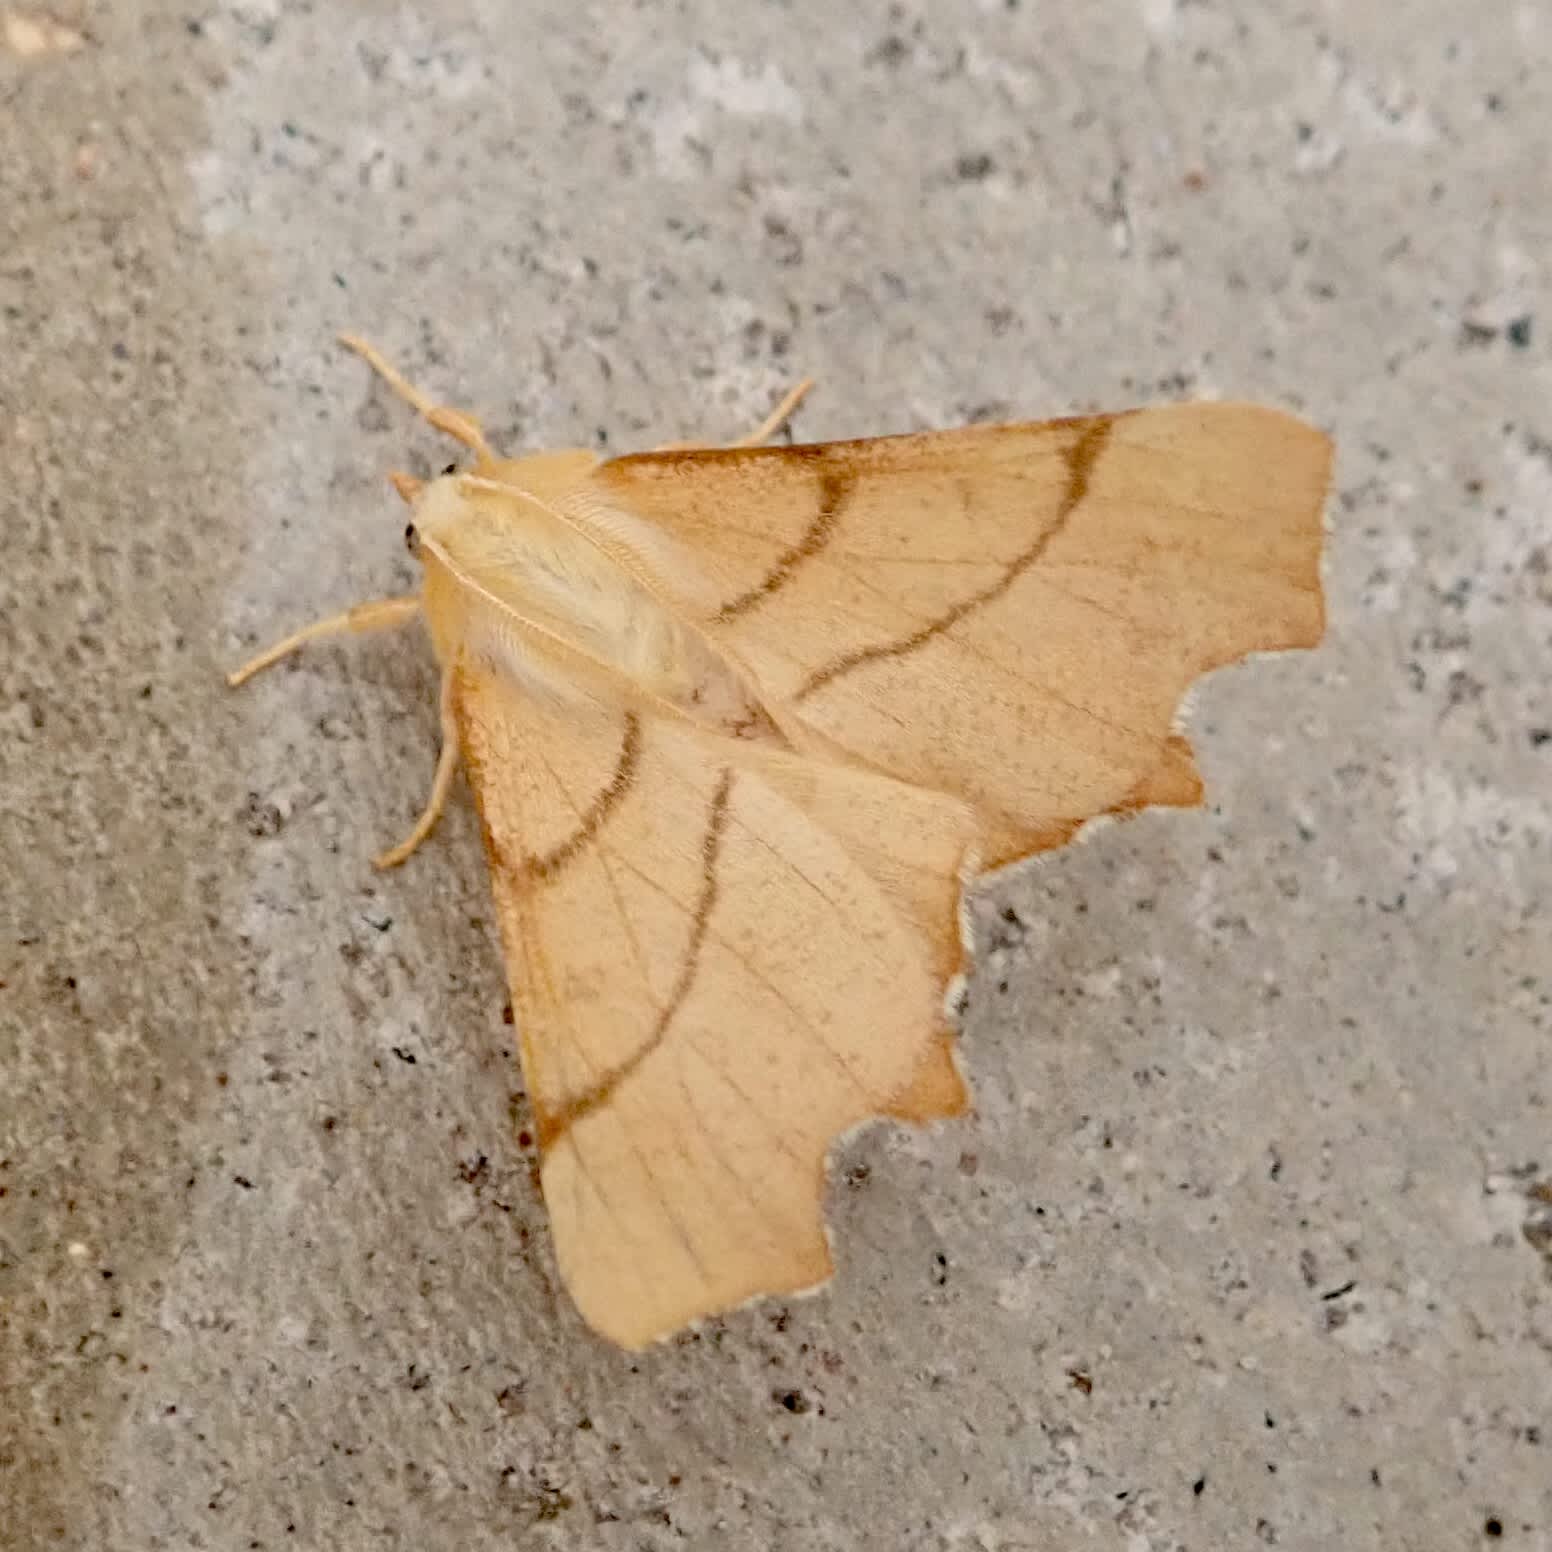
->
(390, 462), (463, 559)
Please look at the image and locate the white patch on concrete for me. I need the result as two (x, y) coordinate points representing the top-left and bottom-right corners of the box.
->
(444, 1186), (479, 1227)
(650, 54), (802, 177)
(1359, 528), (1419, 616)
(1396, 764), (1549, 900)
(3, 9), (86, 55)
(688, 53), (803, 122)
(649, 96), (705, 178)
(276, 1314), (309, 1346)
(1080, 963), (1124, 1000)
(1341, 74), (1437, 146)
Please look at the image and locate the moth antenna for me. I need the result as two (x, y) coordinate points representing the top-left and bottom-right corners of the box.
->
(338, 333), (498, 467)
(225, 596), (421, 687)
(728, 377), (816, 448)
(653, 379), (818, 452)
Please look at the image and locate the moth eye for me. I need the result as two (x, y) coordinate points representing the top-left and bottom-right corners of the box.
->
(404, 522), (419, 553)
(441, 462), (458, 477)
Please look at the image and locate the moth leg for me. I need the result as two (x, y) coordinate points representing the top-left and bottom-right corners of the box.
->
(650, 379), (816, 453)
(338, 333), (497, 467)
(373, 664), (459, 870)
(227, 595), (421, 688)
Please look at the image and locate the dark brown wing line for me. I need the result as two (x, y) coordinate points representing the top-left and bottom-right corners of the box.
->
(794, 414), (1119, 701)
(486, 711), (643, 885)
(716, 470), (855, 621)
(535, 766), (734, 1150)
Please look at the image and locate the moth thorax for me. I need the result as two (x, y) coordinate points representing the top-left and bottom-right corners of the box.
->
(413, 476), (758, 732)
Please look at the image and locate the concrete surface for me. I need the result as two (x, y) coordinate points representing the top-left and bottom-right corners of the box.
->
(2, 0), (1548, 1547)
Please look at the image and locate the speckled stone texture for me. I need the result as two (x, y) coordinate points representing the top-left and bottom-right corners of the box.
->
(2, 1), (1548, 1547)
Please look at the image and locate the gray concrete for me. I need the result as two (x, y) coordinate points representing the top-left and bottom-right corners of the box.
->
(3, 1), (1548, 1547)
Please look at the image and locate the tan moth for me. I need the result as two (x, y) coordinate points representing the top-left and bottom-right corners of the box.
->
(229, 336), (1329, 1348)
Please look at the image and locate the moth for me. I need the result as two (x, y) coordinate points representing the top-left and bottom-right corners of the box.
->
(230, 337), (1329, 1348)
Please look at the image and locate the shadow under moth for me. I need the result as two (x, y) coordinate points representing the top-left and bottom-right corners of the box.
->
(230, 337), (1329, 1348)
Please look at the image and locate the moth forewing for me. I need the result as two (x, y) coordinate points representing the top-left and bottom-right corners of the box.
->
(587, 404), (1330, 867)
